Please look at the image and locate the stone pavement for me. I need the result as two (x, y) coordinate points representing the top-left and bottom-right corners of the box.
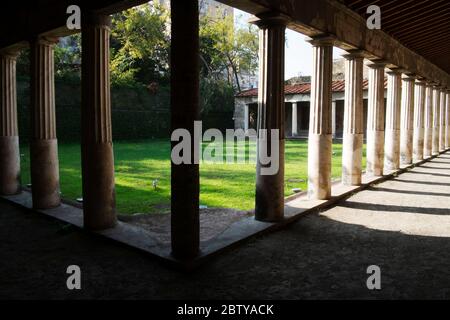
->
(1, 153), (450, 299)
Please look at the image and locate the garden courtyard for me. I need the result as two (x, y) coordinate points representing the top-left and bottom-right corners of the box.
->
(19, 139), (365, 215)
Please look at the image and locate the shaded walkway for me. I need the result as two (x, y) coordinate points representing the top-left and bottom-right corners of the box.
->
(1, 153), (450, 299)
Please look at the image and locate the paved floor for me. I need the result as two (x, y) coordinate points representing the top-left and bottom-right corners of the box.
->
(1, 153), (450, 299)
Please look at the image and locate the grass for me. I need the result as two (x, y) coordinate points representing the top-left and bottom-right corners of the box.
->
(19, 139), (366, 215)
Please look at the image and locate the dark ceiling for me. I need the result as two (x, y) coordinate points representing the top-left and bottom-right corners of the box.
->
(339, 0), (450, 76)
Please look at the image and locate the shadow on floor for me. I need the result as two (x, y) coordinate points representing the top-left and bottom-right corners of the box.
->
(1, 197), (450, 299)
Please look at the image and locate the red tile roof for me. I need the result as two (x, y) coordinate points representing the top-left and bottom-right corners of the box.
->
(236, 78), (388, 98)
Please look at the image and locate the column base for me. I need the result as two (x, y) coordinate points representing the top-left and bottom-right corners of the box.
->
(384, 129), (400, 170)
(342, 133), (363, 186)
(400, 129), (413, 165)
(0, 136), (21, 195)
(308, 133), (332, 200)
(413, 136), (424, 162)
(82, 142), (117, 230)
(432, 128), (439, 155)
(30, 139), (61, 209)
(366, 130), (384, 177)
(255, 139), (284, 222)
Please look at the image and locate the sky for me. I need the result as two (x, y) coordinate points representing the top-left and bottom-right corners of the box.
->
(235, 9), (347, 80)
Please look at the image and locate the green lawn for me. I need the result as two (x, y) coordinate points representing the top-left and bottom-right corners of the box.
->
(19, 139), (366, 215)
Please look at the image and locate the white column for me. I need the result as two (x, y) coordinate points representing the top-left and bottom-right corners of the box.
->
(400, 74), (415, 165)
(253, 13), (287, 222)
(447, 90), (450, 149)
(412, 80), (426, 161)
(423, 83), (434, 158)
(432, 86), (441, 155)
(332, 100), (336, 139)
(342, 50), (364, 186)
(440, 89), (446, 151)
(384, 69), (402, 170)
(291, 102), (298, 136)
(366, 60), (386, 176)
(244, 104), (249, 133)
(307, 36), (334, 200)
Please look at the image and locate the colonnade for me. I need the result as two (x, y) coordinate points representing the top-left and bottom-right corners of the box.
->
(0, 1), (449, 260)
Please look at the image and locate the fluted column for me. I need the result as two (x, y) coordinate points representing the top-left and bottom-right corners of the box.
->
(30, 37), (60, 209)
(307, 36), (333, 199)
(400, 74), (415, 165)
(81, 14), (117, 230)
(432, 86), (441, 155)
(366, 60), (386, 176)
(447, 90), (450, 149)
(413, 80), (426, 161)
(423, 83), (434, 158)
(0, 50), (21, 195)
(384, 69), (402, 170)
(342, 51), (364, 185)
(170, 0), (200, 259)
(253, 13), (286, 222)
(440, 89), (447, 151)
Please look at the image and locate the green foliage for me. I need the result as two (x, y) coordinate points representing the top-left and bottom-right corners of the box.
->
(16, 49), (30, 79)
(200, 77), (235, 114)
(111, 4), (170, 86)
(54, 34), (81, 81)
(199, 10), (258, 92)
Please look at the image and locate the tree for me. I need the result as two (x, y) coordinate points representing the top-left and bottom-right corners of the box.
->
(199, 10), (258, 92)
(111, 4), (170, 86)
(54, 34), (81, 80)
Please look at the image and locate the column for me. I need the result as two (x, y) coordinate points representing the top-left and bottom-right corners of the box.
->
(30, 37), (60, 209)
(332, 100), (336, 139)
(81, 14), (117, 230)
(307, 36), (333, 200)
(366, 60), (386, 176)
(447, 90), (450, 149)
(423, 83), (434, 158)
(253, 13), (286, 221)
(291, 102), (298, 136)
(440, 89), (446, 151)
(432, 86), (440, 155)
(0, 50), (21, 195)
(170, 0), (200, 259)
(244, 104), (249, 133)
(384, 69), (402, 170)
(400, 74), (415, 165)
(342, 51), (364, 185)
(412, 80), (426, 161)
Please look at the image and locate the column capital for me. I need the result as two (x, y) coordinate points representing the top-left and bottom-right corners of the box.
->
(415, 79), (427, 86)
(32, 36), (59, 47)
(425, 81), (437, 88)
(386, 68), (403, 76)
(365, 59), (387, 69)
(306, 34), (336, 47)
(249, 12), (289, 28)
(402, 73), (417, 82)
(342, 49), (366, 60)
(0, 48), (20, 60)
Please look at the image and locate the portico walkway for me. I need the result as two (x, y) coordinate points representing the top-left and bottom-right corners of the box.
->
(2, 152), (450, 299)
